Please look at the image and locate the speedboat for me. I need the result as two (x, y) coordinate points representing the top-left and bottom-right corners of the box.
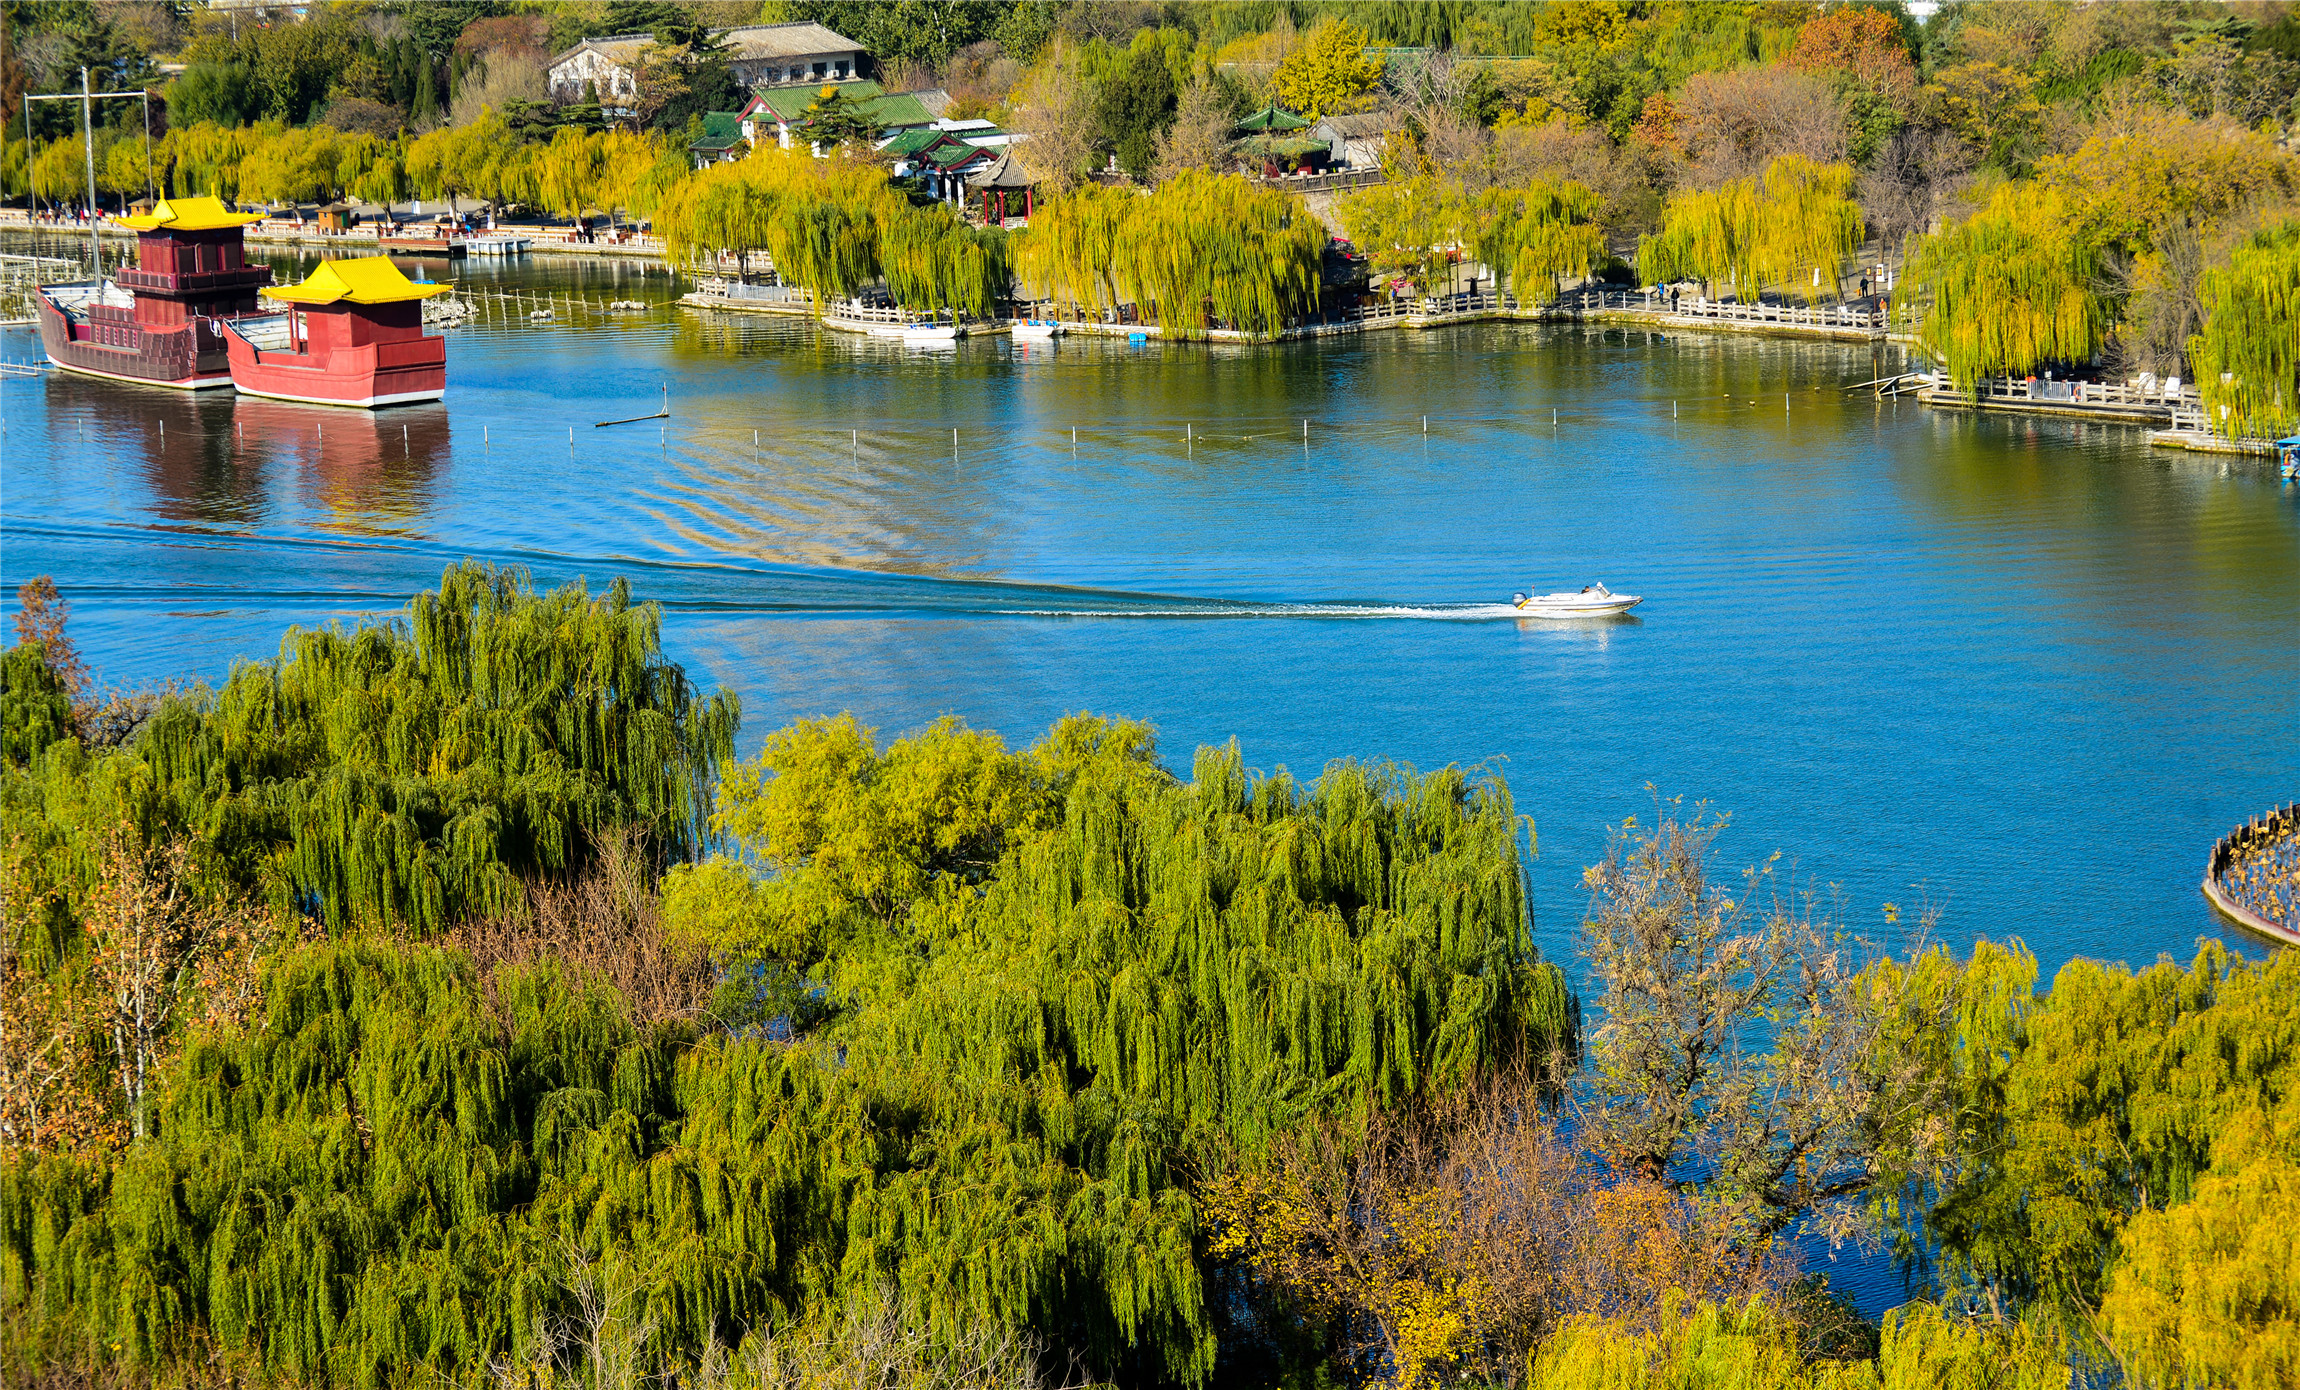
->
(1511, 582), (1642, 617)
(1012, 319), (1063, 340)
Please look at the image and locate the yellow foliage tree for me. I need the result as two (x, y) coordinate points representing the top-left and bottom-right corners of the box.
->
(1272, 17), (1383, 118)
(1897, 181), (2102, 393)
(2101, 1094), (2300, 1389)
(1638, 154), (1862, 301)
(2188, 220), (2300, 440)
(1526, 1299), (2069, 1390)
(99, 137), (151, 200)
(1012, 174), (1322, 338)
(2036, 113), (2292, 258)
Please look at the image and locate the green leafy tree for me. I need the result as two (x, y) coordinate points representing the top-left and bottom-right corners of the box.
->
(1908, 940), (2300, 1324)
(3, 562), (736, 941)
(0, 706), (1573, 1388)
(162, 63), (255, 128)
(1094, 41), (1179, 181)
(785, 0), (1007, 71)
(797, 85), (885, 153)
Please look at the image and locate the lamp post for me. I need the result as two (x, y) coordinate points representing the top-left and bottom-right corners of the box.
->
(23, 66), (157, 282)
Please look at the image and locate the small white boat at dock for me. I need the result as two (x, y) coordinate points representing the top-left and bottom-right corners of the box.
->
(1012, 319), (1063, 340)
(1510, 583), (1642, 617)
(465, 235), (532, 257)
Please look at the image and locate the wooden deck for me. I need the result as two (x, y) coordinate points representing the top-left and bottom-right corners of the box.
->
(1916, 376), (2192, 425)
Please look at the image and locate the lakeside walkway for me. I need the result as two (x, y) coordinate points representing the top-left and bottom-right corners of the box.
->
(0, 208), (670, 259)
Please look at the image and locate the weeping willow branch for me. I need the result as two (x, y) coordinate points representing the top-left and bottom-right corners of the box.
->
(1014, 173), (1323, 339)
(1639, 155), (1863, 303)
(2188, 219), (2300, 439)
(1896, 181), (2104, 394)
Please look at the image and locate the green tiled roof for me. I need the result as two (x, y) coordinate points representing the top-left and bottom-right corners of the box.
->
(749, 80), (884, 122)
(1234, 104), (1310, 133)
(1238, 135), (1329, 159)
(859, 93), (934, 128)
(881, 127), (947, 157)
(746, 82), (938, 133)
(700, 111), (742, 140)
(925, 143), (989, 169)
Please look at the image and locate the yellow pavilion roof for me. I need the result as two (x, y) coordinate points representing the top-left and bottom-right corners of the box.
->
(263, 257), (450, 306)
(116, 195), (263, 232)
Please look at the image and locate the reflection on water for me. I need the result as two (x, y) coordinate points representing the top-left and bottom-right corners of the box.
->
(44, 371), (252, 528)
(232, 397), (449, 537)
(30, 369), (448, 538)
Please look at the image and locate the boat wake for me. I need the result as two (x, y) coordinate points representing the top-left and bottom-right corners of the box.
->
(10, 523), (1633, 624)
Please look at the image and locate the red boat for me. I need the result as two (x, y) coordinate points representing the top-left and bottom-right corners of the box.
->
(35, 195), (274, 390)
(222, 258), (449, 409)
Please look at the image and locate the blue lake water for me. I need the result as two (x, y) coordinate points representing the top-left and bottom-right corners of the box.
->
(3, 250), (2295, 996)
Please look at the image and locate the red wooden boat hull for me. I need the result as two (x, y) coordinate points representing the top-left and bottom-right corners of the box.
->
(35, 287), (234, 389)
(223, 328), (446, 408)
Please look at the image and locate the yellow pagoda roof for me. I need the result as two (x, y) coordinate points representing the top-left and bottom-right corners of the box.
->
(116, 195), (263, 232)
(263, 257), (451, 306)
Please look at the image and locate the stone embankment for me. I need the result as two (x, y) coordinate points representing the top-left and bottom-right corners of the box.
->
(2204, 802), (2300, 948)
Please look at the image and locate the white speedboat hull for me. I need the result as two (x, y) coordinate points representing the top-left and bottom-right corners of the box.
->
(1513, 596), (1641, 617)
(1510, 584), (1641, 617)
(1012, 320), (1062, 339)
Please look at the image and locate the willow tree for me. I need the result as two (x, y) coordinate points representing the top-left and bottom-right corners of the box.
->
(1897, 182), (2102, 394)
(882, 205), (1011, 318)
(1752, 155), (1861, 299)
(532, 125), (606, 222)
(1639, 155), (1861, 302)
(1011, 181), (1133, 314)
(2098, 1094), (2300, 1387)
(3, 717), (1574, 1389)
(2188, 219), (2300, 440)
(1472, 180), (1606, 306)
(404, 108), (536, 223)
(1115, 170), (1323, 338)
(1334, 175), (1453, 287)
(2, 563), (738, 940)
(656, 159), (779, 276)
(533, 128), (663, 229)
(30, 139), (87, 205)
(163, 122), (250, 200)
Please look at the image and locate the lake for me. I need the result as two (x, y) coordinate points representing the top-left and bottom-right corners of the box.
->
(4, 245), (2296, 986)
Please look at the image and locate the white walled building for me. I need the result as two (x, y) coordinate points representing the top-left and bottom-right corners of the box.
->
(546, 21), (867, 113)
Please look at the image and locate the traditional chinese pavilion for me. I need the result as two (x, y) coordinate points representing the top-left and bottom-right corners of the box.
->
(35, 194), (273, 389)
(222, 257), (449, 409)
(966, 152), (1036, 225)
